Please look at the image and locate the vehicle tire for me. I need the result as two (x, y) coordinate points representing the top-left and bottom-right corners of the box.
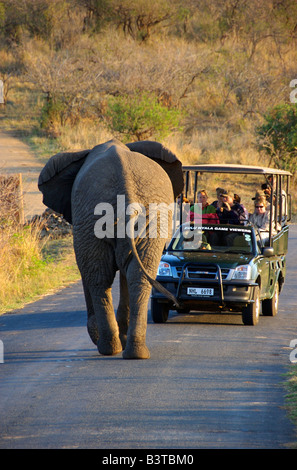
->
(262, 282), (279, 317)
(151, 299), (169, 323)
(242, 285), (260, 326)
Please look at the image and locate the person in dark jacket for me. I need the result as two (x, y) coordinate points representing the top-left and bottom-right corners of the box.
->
(216, 189), (242, 224)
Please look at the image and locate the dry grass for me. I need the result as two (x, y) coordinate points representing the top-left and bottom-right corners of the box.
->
(57, 120), (113, 151)
(0, 157), (80, 314)
(0, 224), (80, 313)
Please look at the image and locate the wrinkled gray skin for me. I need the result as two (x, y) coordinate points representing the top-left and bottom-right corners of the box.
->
(39, 139), (183, 359)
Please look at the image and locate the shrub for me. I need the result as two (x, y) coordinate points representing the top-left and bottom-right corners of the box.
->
(40, 95), (68, 136)
(106, 92), (181, 142)
(40, 94), (83, 137)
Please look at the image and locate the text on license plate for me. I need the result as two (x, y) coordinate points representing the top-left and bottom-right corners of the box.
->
(187, 287), (214, 296)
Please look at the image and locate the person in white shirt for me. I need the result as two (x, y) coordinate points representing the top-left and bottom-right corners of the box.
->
(249, 196), (270, 231)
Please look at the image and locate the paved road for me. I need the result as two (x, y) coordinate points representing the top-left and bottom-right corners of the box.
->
(0, 227), (297, 449)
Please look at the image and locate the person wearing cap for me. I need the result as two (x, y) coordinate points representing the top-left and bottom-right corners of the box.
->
(252, 189), (270, 207)
(216, 189), (241, 224)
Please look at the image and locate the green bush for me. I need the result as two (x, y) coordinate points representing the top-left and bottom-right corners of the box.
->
(40, 95), (81, 136)
(40, 96), (66, 134)
(106, 92), (182, 142)
(256, 103), (297, 173)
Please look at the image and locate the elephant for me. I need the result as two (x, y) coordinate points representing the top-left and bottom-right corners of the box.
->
(38, 139), (184, 359)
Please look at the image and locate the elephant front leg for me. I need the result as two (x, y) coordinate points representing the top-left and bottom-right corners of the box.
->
(88, 284), (122, 356)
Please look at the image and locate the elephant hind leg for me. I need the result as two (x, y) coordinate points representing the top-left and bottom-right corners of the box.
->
(82, 280), (99, 346)
(88, 283), (122, 356)
(116, 271), (130, 350)
(122, 260), (152, 360)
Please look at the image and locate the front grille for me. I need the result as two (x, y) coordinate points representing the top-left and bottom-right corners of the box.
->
(175, 265), (230, 281)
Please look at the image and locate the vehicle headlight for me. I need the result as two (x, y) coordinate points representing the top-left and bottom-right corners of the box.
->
(232, 265), (252, 280)
(157, 262), (172, 276)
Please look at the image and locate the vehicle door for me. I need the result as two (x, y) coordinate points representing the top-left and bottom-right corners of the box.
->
(255, 231), (270, 298)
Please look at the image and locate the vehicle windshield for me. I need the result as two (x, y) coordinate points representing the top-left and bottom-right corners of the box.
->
(169, 224), (254, 254)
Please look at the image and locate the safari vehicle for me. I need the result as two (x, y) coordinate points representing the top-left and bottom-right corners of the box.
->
(151, 164), (292, 326)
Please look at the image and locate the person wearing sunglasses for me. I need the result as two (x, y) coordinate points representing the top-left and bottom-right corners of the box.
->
(248, 196), (270, 231)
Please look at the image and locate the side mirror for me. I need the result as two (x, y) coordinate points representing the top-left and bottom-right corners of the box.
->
(262, 246), (274, 257)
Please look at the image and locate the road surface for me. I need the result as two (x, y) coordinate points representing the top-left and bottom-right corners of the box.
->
(0, 227), (297, 449)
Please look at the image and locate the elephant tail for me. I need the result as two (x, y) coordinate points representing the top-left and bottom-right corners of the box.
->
(128, 235), (180, 308)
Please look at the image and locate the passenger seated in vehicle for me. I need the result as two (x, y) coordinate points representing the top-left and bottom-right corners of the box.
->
(216, 189), (241, 224)
(255, 181), (286, 226)
(252, 189), (271, 211)
(211, 187), (225, 209)
(249, 196), (270, 231)
(234, 193), (248, 224)
(187, 190), (219, 224)
(260, 184), (271, 201)
(182, 232), (211, 250)
(266, 175), (287, 225)
(200, 236), (211, 250)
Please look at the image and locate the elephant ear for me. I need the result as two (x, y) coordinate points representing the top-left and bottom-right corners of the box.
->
(126, 141), (184, 199)
(38, 149), (90, 224)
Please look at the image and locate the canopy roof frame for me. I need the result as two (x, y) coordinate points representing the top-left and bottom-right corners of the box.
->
(180, 164), (292, 247)
(182, 164), (292, 176)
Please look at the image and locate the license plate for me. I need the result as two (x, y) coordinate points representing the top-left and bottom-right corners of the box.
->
(187, 287), (214, 296)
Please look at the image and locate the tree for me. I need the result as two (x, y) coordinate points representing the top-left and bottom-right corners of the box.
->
(256, 103), (297, 173)
(78, 0), (173, 40)
(0, 0), (84, 47)
(21, 39), (98, 134)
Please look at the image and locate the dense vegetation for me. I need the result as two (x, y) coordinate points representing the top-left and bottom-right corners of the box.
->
(1, 0), (297, 175)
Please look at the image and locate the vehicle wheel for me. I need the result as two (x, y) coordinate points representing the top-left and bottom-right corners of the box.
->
(151, 299), (169, 323)
(242, 286), (260, 326)
(262, 282), (279, 317)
